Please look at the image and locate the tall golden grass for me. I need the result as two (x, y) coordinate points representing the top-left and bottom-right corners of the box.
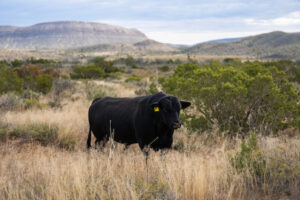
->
(0, 80), (299, 200)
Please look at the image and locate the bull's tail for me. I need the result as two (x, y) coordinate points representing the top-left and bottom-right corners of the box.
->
(87, 126), (92, 149)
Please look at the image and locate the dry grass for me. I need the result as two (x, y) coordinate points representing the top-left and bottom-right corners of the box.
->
(0, 80), (299, 200)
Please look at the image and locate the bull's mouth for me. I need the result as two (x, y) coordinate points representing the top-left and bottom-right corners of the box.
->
(173, 124), (181, 129)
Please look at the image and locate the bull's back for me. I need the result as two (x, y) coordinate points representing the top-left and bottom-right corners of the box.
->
(89, 97), (141, 143)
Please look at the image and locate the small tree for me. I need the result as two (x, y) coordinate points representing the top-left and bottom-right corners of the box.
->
(36, 74), (54, 94)
(0, 65), (23, 94)
(70, 65), (105, 79)
(162, 61), (298, 135)
(93, 57), (119, 73)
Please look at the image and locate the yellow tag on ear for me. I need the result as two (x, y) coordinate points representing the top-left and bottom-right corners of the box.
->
(154, 106), (160, 112)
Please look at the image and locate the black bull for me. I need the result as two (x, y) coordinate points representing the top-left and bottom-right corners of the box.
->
(87, 92), (191, 151)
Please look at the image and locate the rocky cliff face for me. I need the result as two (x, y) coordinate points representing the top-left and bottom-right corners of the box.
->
(0, 21), (148, 49)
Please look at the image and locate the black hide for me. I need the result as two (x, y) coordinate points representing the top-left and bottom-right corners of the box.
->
(87, 92), (191, 151)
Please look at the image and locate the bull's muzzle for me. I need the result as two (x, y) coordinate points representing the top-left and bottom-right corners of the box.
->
(173, 123), (181, 129)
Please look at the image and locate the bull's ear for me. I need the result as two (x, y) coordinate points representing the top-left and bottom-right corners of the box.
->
(151, 103), (161, 112)
(180, 101), (191, 109)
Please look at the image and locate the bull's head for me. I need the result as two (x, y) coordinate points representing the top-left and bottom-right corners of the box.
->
(151, 93), (191, 130)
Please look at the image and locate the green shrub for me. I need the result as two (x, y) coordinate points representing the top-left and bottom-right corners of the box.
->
(0, 65), (23, 94)
(125, 76), (142, 82)
(148, 81), (159, 94)
(29, 123), (59, 145)
(162, 61), (298, 135)
(0, 122), (77, 150)
(11, 59), (23, 68)
(12, 65), (55, 94)
(297, 117), (300, 133)
(36, 74), (54, 94)
(71, 65), (105, 79)
(189, 116), (211, 133)
(93, 56), (120, 73)
(9, 123), (59, 145)
(124, 56), (137, 68)
(24, 98), (42, 109)
(158, 65), (170, 72)
(230, 133), (266, 177)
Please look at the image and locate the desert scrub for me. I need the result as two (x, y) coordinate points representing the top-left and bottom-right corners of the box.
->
(9, 123), (59, 145)
(49, 79), (76, 108)
(125, 75), (142, 82)
(70, 65), (105, 79)
(158, 65), (170, 72)
(0, 92), (24, 111)
(263, 143), (300, 196)
(1, 123), (76, 150)
(230, 133), (266, 177)
(84, 81), (107, 101)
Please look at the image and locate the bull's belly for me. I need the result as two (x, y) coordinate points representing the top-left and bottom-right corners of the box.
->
(111, 127), (137, 144)
(113, 132), (137, 144)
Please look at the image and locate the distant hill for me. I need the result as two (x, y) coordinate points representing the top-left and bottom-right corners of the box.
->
(186, 31), (300, 60)
(201, 37), (244, 44)
(0, 21), (147, 49)
(70, 39), (179, 54)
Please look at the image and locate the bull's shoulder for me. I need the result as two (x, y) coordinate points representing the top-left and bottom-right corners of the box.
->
(91, 98), (102, 105)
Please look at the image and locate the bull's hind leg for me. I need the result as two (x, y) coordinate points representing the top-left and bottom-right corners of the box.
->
(94, 136), (108, 150)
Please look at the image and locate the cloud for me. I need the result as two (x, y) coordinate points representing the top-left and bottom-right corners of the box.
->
(1, 0), (300, 44)
(245, 11), (300, 26)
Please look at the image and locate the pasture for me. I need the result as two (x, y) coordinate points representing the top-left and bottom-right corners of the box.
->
(0, 58), (300, 200)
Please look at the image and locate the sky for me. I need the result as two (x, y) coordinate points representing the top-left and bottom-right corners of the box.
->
(0, 0), (300, 45)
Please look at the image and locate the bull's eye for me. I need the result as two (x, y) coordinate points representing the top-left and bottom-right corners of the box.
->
(163, 108), (171, 113)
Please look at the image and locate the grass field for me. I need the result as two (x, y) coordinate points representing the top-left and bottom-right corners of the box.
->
(0, 80), (299, 200)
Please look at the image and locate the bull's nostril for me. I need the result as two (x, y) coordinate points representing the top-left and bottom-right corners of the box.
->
(173, 123), (181, 129)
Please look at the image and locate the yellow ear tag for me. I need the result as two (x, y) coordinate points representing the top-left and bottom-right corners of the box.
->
(154, 106), (159, 112)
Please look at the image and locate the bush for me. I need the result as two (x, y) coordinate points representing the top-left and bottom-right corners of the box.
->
(93, 56), (120, 73)
(264, 147), (300, 194)
(8, 123), (59, 146)
(124, 56), (137, 68)
(162, 61), (298, 135)
(125, 76), (142, 82)
(148, 81), (159, 94)
(158, 65), (170, 72)
(42, 68), (59, 78)
(11, 59), (23, 68)
(230, 133), (266, 177)
(189, 116), (211, 133)
(50, 79), (76, 108)
(85, 81), (107, 101)
(0, 122), (77, 150)
(71, 65), (105, 79)
(24, 98), (42, 109)
(297, 117), (300, 133)
(12, 65), (55, 94)
(36, 74), (54, 94)
(0, 65), (23, 94)
(0, 92), (24, 111)
(134, 82), (150, 96)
